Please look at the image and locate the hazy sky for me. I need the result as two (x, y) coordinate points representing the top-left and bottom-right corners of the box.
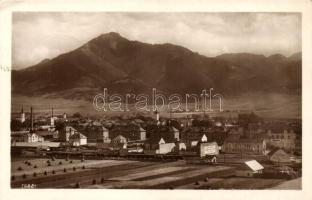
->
(12, 12), (301, 70)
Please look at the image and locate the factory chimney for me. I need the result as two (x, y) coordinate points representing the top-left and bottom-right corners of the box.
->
(50, 107), (55, 126)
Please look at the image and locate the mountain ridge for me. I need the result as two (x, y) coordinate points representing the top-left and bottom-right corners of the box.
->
(12, 32), (301, 100)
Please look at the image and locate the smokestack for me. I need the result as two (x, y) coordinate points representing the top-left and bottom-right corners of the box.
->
(154, 110), (159, 121)
(52, 107), (54, 117)
(30, 107), (34, 131)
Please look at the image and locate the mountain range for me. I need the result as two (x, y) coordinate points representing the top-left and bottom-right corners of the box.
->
(12, 32), (301, 100)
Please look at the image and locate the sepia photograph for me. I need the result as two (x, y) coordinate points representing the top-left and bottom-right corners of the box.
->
(8, 11), (303, 190)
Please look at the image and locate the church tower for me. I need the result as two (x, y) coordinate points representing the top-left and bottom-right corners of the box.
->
(20, 107), (25, 123)
(50, 107), (55, 126)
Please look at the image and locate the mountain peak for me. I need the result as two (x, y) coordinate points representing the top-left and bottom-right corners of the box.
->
(97, 32), (125, 40)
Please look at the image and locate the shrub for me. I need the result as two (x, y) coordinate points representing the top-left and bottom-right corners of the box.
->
(17, 166), (23, 171)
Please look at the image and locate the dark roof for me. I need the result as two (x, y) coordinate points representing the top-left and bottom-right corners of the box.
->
(36, 131), (55, 136)
(225, 138), (264, 144)
(263, 123), (294, 133)
(267, 148), (288, 157)
(70, 133), (87, 139)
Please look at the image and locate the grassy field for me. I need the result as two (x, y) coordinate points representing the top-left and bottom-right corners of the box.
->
(11, 157), (300, 189)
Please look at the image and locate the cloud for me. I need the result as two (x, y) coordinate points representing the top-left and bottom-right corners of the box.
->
(12, 12), (301, 69)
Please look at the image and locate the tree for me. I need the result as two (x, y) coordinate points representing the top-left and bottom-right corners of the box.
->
(11, 119), (23, 131)
(72, 112), (82, 118)
(55, 121), (65, 131)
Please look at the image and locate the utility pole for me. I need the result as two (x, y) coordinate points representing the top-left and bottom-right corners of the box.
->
(30, 107), (34, 132)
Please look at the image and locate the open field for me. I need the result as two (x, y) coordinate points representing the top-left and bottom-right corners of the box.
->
(11, 157), (299, 189)
(270, 178), (302, 189)
(11, 93), (301, 119)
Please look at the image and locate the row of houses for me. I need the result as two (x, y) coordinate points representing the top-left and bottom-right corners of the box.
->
(11, 118), (299, 156)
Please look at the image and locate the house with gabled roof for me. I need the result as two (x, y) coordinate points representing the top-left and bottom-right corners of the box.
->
(69, 132), (87, 146)
(236, 160), (264, 177)
(268, 148), (291, 163)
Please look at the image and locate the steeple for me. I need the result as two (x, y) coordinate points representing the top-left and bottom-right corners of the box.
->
(20, 107), (25, 123)
(154, 109), (160, 122)
(50, 107), (55, 126)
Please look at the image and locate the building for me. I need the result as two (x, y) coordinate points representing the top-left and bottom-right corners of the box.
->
(156, 138), (176, 154)
(69, 133), (87, 146)
(199, 141), (219, 157)
(139, 127), (147, 141)
(175, 142), (187, 151)
(227, 127), (244, 141)
(266, 127), (296, 151)
(112, 135), (127, 144)
(145, 125), (180, 149)
(96, 126), (111, 144)
(222, 138), (266, 155)
(80, 124), (110, 143)
(245, 123), (265, 138)
(59, 126), (77, 142)
(23, 133), (44, 143)
(36, 130), (58, 141)
(181, 127), (226, 148)
(268, 149), (291, 163)
(236, 160), (264, 177)
(109, 124), (146, 141)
